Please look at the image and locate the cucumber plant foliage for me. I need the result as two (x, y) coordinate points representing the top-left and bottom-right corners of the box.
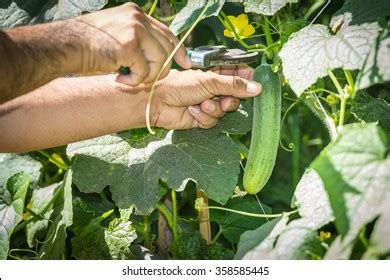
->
(0, 0), (389, 260)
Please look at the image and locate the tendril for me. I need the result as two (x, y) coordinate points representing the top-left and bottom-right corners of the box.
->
(280, 99), (300, 152)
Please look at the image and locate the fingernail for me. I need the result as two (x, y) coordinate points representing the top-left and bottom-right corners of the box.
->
(247, 81), (262, 94)
(185, 55), (192, 67)
(189, 105), (201, 114)
(205, 102), (216, 112)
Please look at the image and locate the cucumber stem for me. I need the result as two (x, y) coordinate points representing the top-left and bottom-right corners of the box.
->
(171, 189), (178, 240)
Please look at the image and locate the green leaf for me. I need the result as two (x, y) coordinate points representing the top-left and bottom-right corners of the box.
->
(205, 242), (234, 260)
(235, 217), (281, 260)
(68, 128), (240, 215)
(279, 19), (309, 44)
(214, 100), (253, 135)
(356, 27), (390, 89)
(26, 183), (61, 248)
(38, 170), (73, 259)
(72, 194), (115, 231)
(0, 172), (30, 259)
(104, 208), (137, 260)
(242, 169), (333, 259)
(244, 0), (298, 16)
(0, 0), (107, 27)
(331, 0), (390, 26)
(72, 214), (111, 260)
(279, 23), (380, 96)
(351, 91), (390, 134)
(309, 123), (390, 259)
(170, 0), (225, 35)
(210, 196), (271, 243)
(170, 230), (204, 260)
(0, 153), (41, 187)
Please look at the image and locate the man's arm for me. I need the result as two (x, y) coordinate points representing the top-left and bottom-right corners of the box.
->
(0, 20), (84, 103)
(0, 3), (190, 103)
(0, 75), (149, 152)
(0, 68), (260, 153)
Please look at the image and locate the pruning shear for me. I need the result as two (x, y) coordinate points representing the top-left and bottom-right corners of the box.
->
(118, 45), (258, 74)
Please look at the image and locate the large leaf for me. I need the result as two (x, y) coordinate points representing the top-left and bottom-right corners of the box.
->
(0, 153), (41, 187)
(210, 196), (271, 243)
(356, 27), (390, 89)
(67, 110), (249, 215)
(170, 0), (225, 35)
(38, 170), (73, 259)
(235, 217), (281, 259)
(350, 91), (390, 134)
(279, 23), (380, 96)
(330, 0), (390, 26)
(0, 172), (29, 259)
(0, 0), (107, 27)
(244, 0), (298, 16)
(26, 183), (61, 247)
(242, 169), (333, 259)
(309, 123), (390, 259)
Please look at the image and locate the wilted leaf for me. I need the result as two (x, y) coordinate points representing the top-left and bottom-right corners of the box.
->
(244, 0), (298, 16)
(0, 172), (29, 259)
(104, 207), (137, 260)
(279, 23), (380, 95)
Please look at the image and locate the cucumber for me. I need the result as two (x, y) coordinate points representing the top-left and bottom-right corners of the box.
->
(243, 63), (281, 194)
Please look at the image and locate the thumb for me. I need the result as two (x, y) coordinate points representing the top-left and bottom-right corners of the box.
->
(206, 73), (262, 98)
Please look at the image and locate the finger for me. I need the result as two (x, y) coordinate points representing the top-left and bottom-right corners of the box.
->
(188, 105), (219, 129)
(148, 16), (191, 69)
(212, 65), (254, 80)
(148, 28), (174, 78)
(200, 99), (226, 118)
(205, 72), (262, 98)
(220, 97), (241, 112)
(116, 45), (149, 86)
(138, 31), (169, 83)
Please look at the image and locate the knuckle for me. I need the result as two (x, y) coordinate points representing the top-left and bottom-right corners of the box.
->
(125, 2), (142, 12)
(230, 76), (245, 90)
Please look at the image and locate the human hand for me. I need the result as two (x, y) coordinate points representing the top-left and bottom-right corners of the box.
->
(150, 66), (262, 130)
(75, 3), (191, 85)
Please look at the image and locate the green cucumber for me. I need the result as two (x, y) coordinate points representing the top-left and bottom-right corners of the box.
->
(243, 63), (281, 194)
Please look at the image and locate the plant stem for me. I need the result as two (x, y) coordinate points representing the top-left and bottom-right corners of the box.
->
(204, 205), (298, 218)
(38, 150), (68, 170)
(143, 215), (152, 250)
(211, 226), (223, 244)
(13, 184), (64, 233)
(344, 69), (355, 98)
(197, 191), (212, 244)
(291, 114), (301, 186)
(156, 202), (173, 229)
(338, 93), (348, 127)
(263, 16), (274, 48)
(171, 189), (178, 239)
(148, 0), (159, 16)
(327, 69), (344, 96)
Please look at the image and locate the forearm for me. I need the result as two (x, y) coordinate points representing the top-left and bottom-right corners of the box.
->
(0, 19), (86, 103)
(0, 75), (150, 152)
